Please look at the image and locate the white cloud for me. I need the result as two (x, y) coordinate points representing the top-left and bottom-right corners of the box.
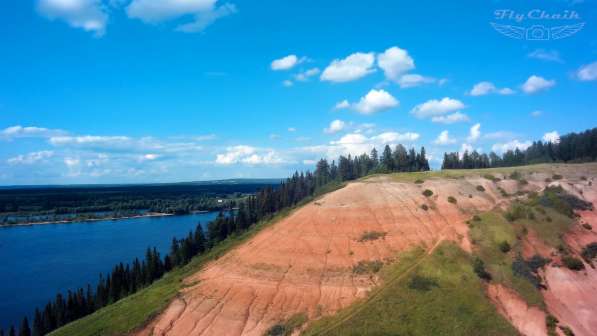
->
(7, 151), (54, 165)
(461, 143), (474, 153)
(352, 89), (399, 114)
(324, 119), (346, 134)
(411, 97), (465, 118)
(377, 46), (415, 81)
(269, 134), (280, 140)
(371, 132), (419, 143)
(576, 61), (597, 81)
(320, 52), (375, 82)
(531, 110), (543, 117)
(49, 135), (131, 146)
(271, 55), (301, 71)
(334, 100), (350, 110)
(294, 68), (320, 81)
(491, 140), (532, 153)
(1, 125), (65, 140)
(543, 131), (560, 144)
(467, 123), (481, 142)
(142, 153), (160, 161)
(126, 0), (235, 33)
(397, 74), (436, 88)
(302, 159), (317, 165)
(37, 0), (108, 36)
(287, 127), (296, 132)
(521, 75), (556, 94)
(434, 130), (456, 145)
(431, 112), (470, 124)
(527, 49), (562, 63)
(469, 81), (515, 96)
(303, 130), (419, 159)
(282, 80), (293, 87)
(215, 145), (286, 165)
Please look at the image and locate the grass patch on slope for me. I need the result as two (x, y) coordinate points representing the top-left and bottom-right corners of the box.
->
(50, 183), (346, 336)
(469, 211), (544, 307)
(304, 243), (516, 336)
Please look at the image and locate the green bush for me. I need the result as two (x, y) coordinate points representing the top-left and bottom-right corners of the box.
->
(512, 254), (550, 288)
(473, 257), (492, 281)
(265, 313), (308, 336)
(414, 179), (424, 184)
(422, 189), (433, 197)
(408, 275), (439, 291)
(358, 231), (387, 242)
(476, 185), (485, 192)
(472, 215), (482, 222)
(562, 256), (585, 271)
(421, 204), (429, 211)
(552, 174), (563, 180)
(447, 196), (457, 204)
(581, 242), (597, 262)
(518, 179), (529, 186)
(559, 325), (575, 336)
(353, 260), (383, 274)
(498, 241), (511, 253)
(546, 315), (559, 336)
(509, 171), (522, 180)
(483, 174), (500, 182)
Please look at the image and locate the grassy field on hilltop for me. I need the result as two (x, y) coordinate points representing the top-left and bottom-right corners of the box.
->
(362, 162), (596, 183)
(304, 243), (517, 336)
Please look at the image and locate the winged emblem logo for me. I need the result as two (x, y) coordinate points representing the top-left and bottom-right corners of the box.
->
(490, 22), (585, 40)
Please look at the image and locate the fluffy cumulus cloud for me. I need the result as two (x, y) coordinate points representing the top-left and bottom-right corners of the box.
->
(527, 49), (562, 63)
(411, 97), (465, 119)
(215, 145), (285, 165)
(434, 130), (456, 145)
(126, 0), (236, 33)
(491, 140), (532, 154)
(1, 125), (65, 140)
(521, 75), (556, 94)
(37, 0), (108, 36)
(543, 131), (560, 144)
(531, 110), (543, 117)
(467, 123), (481, 142)
(576, 61), (597, 81)
(309, 131), (419, 158)
(324, 119), (346, 134)
(377, 46), (415, 82)
(8, 151), (54, 165)
(271, 55), (301, 71)
(351, 89), (399, 114)
(469, 81), (515, 96)
(320, 52), (376, 83)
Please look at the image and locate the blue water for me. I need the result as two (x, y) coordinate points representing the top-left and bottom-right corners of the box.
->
(0, 212), (219, 330)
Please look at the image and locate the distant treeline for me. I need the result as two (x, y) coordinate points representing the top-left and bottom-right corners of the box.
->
(442, 128), (597, 169)
(2, 145), (430, 336)
(0, 182), (279, 225)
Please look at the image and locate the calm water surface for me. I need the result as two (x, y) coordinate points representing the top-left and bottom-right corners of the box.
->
(0, 212), (219, 330)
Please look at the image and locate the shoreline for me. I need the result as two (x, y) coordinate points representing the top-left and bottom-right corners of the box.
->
(0, 212), (175, 228)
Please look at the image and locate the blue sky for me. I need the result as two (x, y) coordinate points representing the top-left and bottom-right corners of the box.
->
(0, 0), (596, 185)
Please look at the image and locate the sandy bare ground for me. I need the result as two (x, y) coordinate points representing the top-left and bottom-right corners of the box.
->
(136, 164), (597, 336)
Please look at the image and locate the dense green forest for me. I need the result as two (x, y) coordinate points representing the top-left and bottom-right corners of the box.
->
(442, 128), (597, 169)
(0, 182), (279, 225)
(1, 146), (430, 336)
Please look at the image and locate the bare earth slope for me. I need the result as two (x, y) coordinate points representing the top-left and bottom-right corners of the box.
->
(137, 164), (597, 336)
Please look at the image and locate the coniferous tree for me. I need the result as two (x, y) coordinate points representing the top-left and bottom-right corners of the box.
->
(19, 317), (31, 336)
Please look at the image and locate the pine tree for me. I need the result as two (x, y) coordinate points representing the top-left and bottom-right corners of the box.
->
(8, 326), (15, 336)
(381, 145), (394, 171)
(19, 317), (31, 336)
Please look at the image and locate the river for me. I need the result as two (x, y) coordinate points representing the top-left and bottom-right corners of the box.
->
(0, 212), (220, 330)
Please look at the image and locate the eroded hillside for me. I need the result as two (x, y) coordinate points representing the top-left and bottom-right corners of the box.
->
(136, 164), (597, 336)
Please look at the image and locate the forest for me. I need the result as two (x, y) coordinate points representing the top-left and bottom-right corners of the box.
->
(0, 181), (280, 226)
(1, 145), (430, 336)
(442, 127), (597, 169)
